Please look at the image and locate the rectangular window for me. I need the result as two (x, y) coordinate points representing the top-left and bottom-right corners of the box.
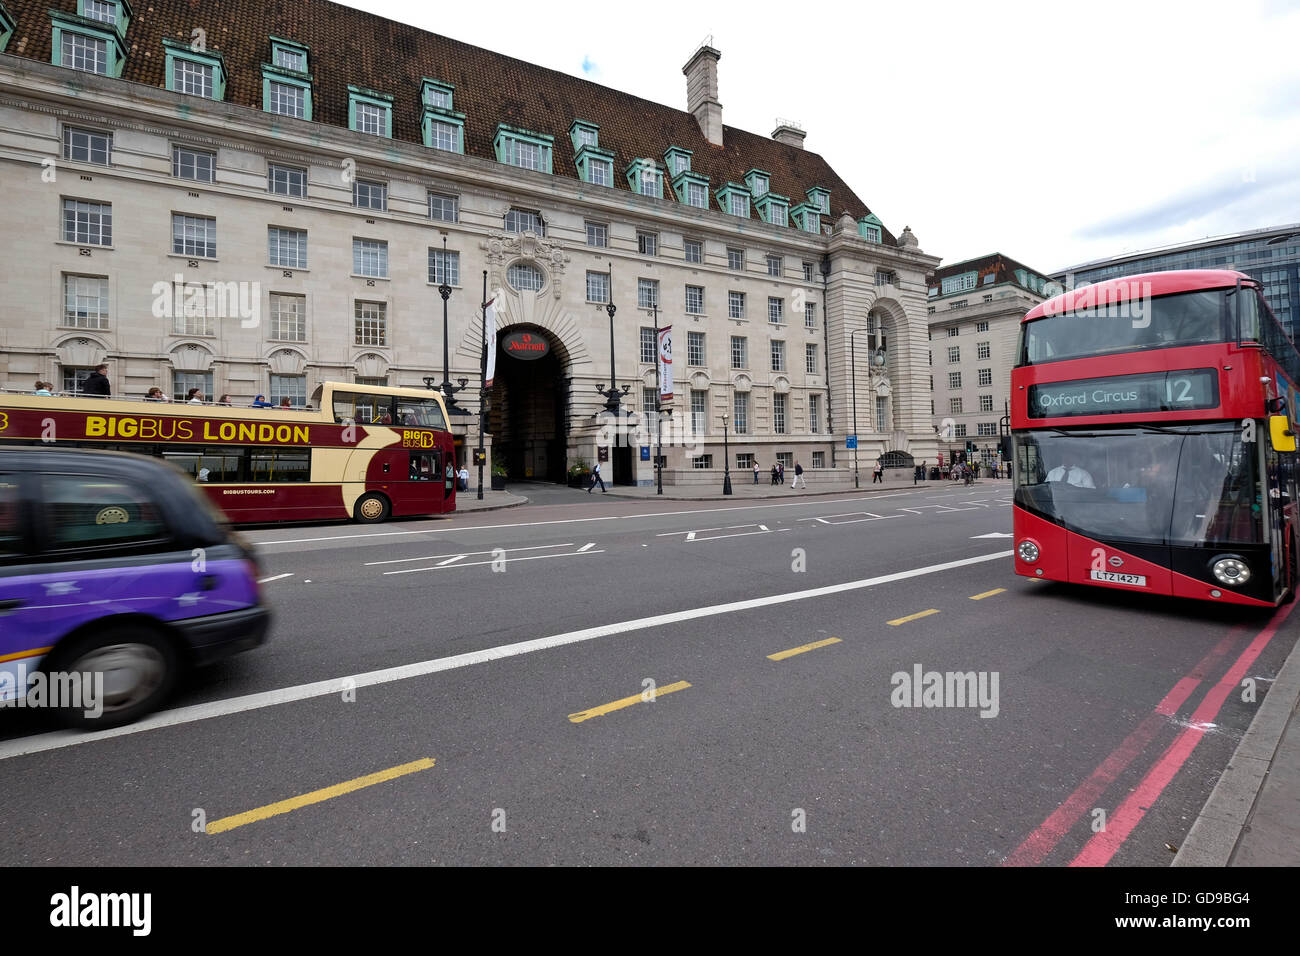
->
(950, 397), (963, 414)
(978, 368), (993, 386)
(773, 393), (787, 434)
(354, 300), (387, 346)
(806, 342), (818, 374)
(84, 0), (117, 24)
(429, 120), (459, 152)
(429, 192), (459, 223)
(733, 392), (749, 434)
(768, 205), (788, 227)
(768, 297), (784, 324)
(946, 326), (959, 337)
(736, 453), (754, 470)
(729, 193), (749, 217)
(267, 81), (306, 119)
(770, 340), (785, 372)
(173, 58), (214, 98)
(979, 394), (994, 412)
(954, 424), (967, 438)
(353, 179), (387, 211)
(812, 450), (825, 469)
(172, 371), (214, 404)
(355, 102), (385, 136)
(172, 213), (216, 258)
(730, 336), (747, 369)
(61, 33), (108, 75)
(172, 298), (213, 337)
(269, 293), (306, 341)
(976, 321), (990, 332)
(685, 285), (704, 314)
(691, 454), (713, 469)
(809, 394), (821, 433)
(586, 271), (609, 303)
(941, 272), (978, 295)
(686, 182), (707, 208)
(505, 208), (544, 235)
(766, 255), (783, 277)
(727, 248), (745, 271)
(684, 238), (703, 263)
(638, 278), (659, 310)
(687, 331), (705, 366)
(269, 374), (306, 409)
(639, 168), (662, 197)
(728, 291), (745, 319)
(354, 376), (388, 388)
(587, 159), (611, 187)
(949, 372), (962, 389)
(948, 346), (960, 363)
(352, 238), (388, 278)
(63, 127), (111, 166)
(876, 395), (888, 433)
(63, 275), (109, 329)
(691, 389), (708, 434)
(640, 327), (656, 364)
(268, 164), (307, 198)
(977, 422), (997, 436)
(637, 231), (658, 256)
(268, 227), (307, 269)
(428, 249), (460, 286)
(802, 262), (814, 283)
(805, 303), (816, 329)
(61, 367), (94, 394)
(274, 46), (305, 71)
(172, 145), (215, 182)
(585, 221), (608, 248)
(503, 137), (545, 170)
(642, 386), (657, 416)
(977, 341), (991, 360)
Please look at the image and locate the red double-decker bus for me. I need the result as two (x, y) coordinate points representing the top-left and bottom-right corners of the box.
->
(1010, 270), (1299, 607)
(0, 382), (457, 524)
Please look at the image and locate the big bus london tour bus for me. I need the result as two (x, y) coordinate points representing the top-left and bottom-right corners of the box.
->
(1010, 269), (1299, 607)
(0, 382), (457, 523)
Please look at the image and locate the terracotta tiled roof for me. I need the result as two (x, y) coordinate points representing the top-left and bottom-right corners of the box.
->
(7, 0), (895, 244)
(930, 252), (1048, 293)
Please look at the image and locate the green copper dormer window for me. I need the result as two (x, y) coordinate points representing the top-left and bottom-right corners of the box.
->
(664, 146), (692, 177)
(0, 3), (15, 52)
(716, 183), (750, 219)
(792, 203), (820, 234)
(626, 159), (664, 198)
(858, 214), (883, 243)
(806, 186), (830, 214)
(575, 144), (615, 187)
(78, 0), (130, 38)
(421, 79), (464, 153)
(755, 193), (789, 227)
(672, 169), (709, 209)
(569, 120), (599, 152)
(494, 124), (554, 173)
(745, 169), (770, 198)
(942, 271), (979, 295)
(262, 41), (312, 119)
(50, 11), (127, 77)
(163, 39), (227, 100)
(270, 37), (309, 73)
(349, 86), (393, 138)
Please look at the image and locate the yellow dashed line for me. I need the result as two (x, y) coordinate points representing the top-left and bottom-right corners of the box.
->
(205, 758), (436, 834)
(568, 680), (691, 723)
(767, 637), (842, 661)
(888, 609), (940, 626)
(969, 588), (1007, 601)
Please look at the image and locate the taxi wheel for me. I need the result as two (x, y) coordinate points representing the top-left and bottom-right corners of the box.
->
(354, 492), (391, 524)
(48, 626), (179, 730)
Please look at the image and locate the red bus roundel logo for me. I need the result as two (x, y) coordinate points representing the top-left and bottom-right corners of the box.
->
(502, 331), (549, 360)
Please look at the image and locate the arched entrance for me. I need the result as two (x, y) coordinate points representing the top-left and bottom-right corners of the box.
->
(488, 325), (569, 482)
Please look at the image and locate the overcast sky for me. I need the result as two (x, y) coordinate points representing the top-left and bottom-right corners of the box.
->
(347, 0), (1300, 274)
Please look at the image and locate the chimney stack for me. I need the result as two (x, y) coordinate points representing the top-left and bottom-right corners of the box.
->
(683, 43), (723, 146)
(772, 120), (806, 149)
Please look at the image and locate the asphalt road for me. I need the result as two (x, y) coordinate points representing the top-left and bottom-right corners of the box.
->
(1, 480), (1293, 865)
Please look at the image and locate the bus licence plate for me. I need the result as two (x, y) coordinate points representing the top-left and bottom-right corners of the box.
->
(1090, 570), (1146, 587)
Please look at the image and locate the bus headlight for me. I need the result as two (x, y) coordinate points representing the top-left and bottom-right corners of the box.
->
(1212, 557), (1250, 586)
(1017, 540), (1040, 563)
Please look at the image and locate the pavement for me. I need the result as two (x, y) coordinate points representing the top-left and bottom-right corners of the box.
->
(584, 473), (1000, 501)
(452, 489), (529, 511)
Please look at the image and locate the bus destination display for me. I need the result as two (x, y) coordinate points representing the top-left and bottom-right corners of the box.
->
(1028, 368), (1218, 418)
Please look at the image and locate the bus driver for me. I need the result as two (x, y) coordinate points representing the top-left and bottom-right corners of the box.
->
(1046, 456), (1096, 488)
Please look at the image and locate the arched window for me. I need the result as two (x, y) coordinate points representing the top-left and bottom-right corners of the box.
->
(507, 262), (544, 292)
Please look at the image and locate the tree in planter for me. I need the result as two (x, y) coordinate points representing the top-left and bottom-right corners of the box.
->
(490, 460), (508, 490)
(568, 458), (592, 488)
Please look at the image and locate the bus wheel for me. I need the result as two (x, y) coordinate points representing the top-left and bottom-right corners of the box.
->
(354, 493), (390, 523)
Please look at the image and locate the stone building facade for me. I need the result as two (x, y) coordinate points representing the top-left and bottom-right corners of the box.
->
(0, 0), (941, 484)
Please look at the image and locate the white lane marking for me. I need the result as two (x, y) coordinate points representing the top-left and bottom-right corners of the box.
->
(256, 573), (294, 584)
(249, 492), (928, 547)
(758, 524), (769, 531)
(0, 550), (1012, 761)
(437, 555), (466, 566)
(577, 543), (596, 553)
(383, 550), (606, 575)
(971, 532), (1014, 539)
(686, 532), (696, 542)
(364, 543), (574, 566)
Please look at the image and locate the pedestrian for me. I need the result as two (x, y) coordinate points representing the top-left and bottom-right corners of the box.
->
(82, 363), (110, 397)
(920, 460), (927, 481)
(778, 462), (784, 485)
(771, 464), (779, 486)
(279, 396), (292, 409)
(753, 461), (760, 484)
(186, 388), (204, 404)
(588, 460), (606, 493)
(216, 393), (233, 406)
(251, 394), (273, 408)
(790, 460), (805, 490)
(33, 381), (53, 396)
(144, 387), (165, 401)
(457, 465), (469, 491)
(872, 462), (883, 484)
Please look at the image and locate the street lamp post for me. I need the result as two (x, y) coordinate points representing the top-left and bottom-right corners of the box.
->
(850, 330), (860, 489)
(435, 234), (466, 413)
(652, 302), (663, 496)
(594, 270), (629, 415)
(476, 270), (488, 500)
(721, 411), (732, 496)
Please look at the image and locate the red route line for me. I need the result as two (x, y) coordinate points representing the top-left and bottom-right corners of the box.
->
(1069, 602), (1296, 867)
(1002, 624), (1245, 867)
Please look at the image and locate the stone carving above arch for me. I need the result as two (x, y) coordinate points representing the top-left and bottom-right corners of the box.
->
(689, 370), (711, 390)
(54, 335), (109, 368)
(353, 352), (390, 379)
(732, 373), (752, 392)
(481, 230), (571, 301)
(167, 342), (214, 372)
(772, 375), (791, 393)
(266, 347), (307, 375)
(456, 296), (592, 370)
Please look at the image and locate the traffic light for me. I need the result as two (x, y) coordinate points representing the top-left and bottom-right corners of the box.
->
(965, 440), (975, 455)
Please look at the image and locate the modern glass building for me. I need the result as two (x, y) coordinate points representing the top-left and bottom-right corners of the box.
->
(1053, 224), (1300, 338)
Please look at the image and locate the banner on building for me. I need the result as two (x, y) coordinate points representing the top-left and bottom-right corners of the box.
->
(657, 325), (673, 402)
(484, 296), (498, 387)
